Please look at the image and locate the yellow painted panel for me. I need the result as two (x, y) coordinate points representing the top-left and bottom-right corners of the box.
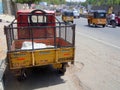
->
(34, 49), (56, 65)
(92, 19), (106, 24)
(58, 47), (74, 62)
(8, 51), (32, 69)
(63, 16), (73, 22)
(8, 48), (75, 69)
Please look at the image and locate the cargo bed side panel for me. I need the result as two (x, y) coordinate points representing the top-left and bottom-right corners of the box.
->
(8, 51), (32, 69)
(58, 47), (74, 62)
(34, 49), (56, 66)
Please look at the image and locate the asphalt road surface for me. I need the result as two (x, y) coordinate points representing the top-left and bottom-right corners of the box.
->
(4, 17), (120, 90)
(74, 18), (120, 90)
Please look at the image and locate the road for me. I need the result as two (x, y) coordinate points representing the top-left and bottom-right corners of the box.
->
(74, 18), (120, 90)
(4, 17), (120, 90)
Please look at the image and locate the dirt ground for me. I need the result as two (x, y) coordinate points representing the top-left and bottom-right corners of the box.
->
(0, 14), (14, 60)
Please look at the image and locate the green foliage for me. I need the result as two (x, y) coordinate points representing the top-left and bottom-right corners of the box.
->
(15, 0), (65, 4)
(85, 0), (120, 6)
(15, 0), (37, 3)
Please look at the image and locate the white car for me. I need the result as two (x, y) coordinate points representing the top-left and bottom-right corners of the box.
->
(73, 10), (80, 18)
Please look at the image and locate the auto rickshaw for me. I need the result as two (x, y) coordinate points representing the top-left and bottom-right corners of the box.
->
(55, 9), (61, 16)
(62, 10), (74, 23)
(87, 10), (107, 27)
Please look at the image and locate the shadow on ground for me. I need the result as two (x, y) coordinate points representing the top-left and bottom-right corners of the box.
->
(4, 66), (65, 90)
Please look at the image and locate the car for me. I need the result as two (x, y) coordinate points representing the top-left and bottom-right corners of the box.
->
(115, 12), (120, 26)
(73, 10), (80, 18)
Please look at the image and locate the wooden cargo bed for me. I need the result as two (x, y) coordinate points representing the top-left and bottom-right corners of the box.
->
(11, 37), (72, 51)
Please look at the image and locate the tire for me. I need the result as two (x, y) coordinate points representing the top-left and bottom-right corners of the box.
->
(88, 20), (90, 26)
(16, 74), (27, 81)
(111, 21), (116, 28)
(16, 69), (27, 81)
(94, 24), (97, 27)
(58, 68), (66, 75)
(71, 21), (74, 23)
(102, 25), (105, 27)
(58, 63), (67, 75)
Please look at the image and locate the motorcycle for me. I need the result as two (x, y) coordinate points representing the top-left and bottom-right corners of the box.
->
(109, 19), (116, 28)
(107, 14), (117, 28)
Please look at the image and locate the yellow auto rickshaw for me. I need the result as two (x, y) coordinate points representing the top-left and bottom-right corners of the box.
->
(87, 10), (107, 27)
(62, 10), (74, 23)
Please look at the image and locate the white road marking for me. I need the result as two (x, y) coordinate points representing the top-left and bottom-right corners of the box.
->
(78, 32), (120, 50)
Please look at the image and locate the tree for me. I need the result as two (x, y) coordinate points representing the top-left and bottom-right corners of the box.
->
(8, 0), (66, 16)
(15, 0), (39, 3)
(85, 0), (120, 6)
(15, 0), (65, 5)
(15, 0), (39, 8)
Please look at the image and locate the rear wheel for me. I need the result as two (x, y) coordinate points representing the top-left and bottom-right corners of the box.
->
(15, 69), (27, 81)
(102, 25), (105, 27)
(71, 21), (74, 23)
(58, 63), (67, 75)
(88, 20), (90, 26)
(94, 24), (97, 27)
(111, 21), (116, 28)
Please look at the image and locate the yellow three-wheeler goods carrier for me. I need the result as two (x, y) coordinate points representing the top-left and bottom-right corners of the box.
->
(4, 9), (76, 80)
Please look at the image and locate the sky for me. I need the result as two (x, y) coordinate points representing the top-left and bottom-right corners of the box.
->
(66, 0), (86, 2)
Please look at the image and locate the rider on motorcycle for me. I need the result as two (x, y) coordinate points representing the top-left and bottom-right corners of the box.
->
(107, 12), (116, 27)
(110, 12), (115, 20)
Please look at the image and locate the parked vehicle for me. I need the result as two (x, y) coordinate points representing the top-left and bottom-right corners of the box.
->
(62, 10), (74, 23)
(73, 10), (80, 18)
(4, 9), (76, 80)
(116, 16), (120, 26)
(87, 10), (107, 27)
(55, 9), (61, 16)
(115, 12), (120, 26)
